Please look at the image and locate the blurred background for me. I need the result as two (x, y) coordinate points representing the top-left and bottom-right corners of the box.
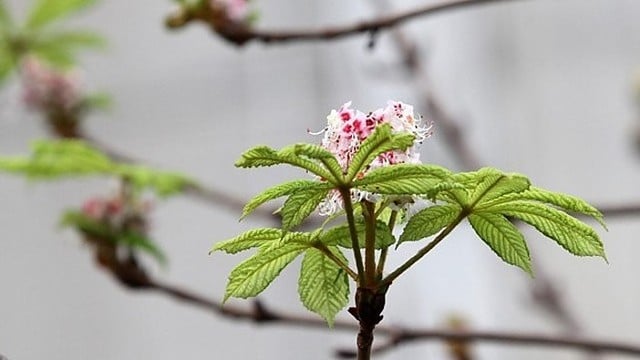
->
(1, 0), (640, 359)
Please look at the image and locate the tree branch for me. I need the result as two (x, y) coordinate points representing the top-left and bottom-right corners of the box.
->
(167, 0), (528, 46)
(103, 251), (640, 359)
(336, 328), (640, 358)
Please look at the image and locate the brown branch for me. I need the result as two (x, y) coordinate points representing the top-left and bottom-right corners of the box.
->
(366, 0), (588, 344)
(104, 251), (640, 359)
(336, 328), (640, 358)
(167, 0), (528, 46)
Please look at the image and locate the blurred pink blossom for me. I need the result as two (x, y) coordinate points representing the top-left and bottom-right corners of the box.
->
(210, 0), (250, 23)
(20, 57), (82, 113)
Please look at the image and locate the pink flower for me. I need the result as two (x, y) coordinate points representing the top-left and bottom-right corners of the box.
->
(80, 193), (152, 232)
(210, 0), (250, 23)
(312, 101), (433, 215)
(20, 57), (82, 113)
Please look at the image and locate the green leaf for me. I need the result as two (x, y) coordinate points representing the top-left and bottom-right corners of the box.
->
(118, 232), (167, 265)
(0, 43), (15, 84)
(0, 140), (112, 177)
(211, 228), (283, 254)
(486, 201), (606, 258)
(30, 41), (75, 67)
(83, 92), (112, 111)
(236, 145), (336, 183)
(60, 210), (112, 238)
(468, 212), (532, 275)
(280, 187), (329, 230)
(353, 163), (453, 195)
(282, 143), (343, 181)
(398, 204), (462, 246)
(61, 211), (166, 265)
(26, 0), (97, 29)
(0, 0), (14, 31)
(37, 30), (106, 50)
(224, 242), (308, 301)
(477, 173), (530, 204)
(345, 124), (415, 182)
(114, 164), (193, 197)
(298, 247), (350, 326)
(519, 187), (605, 228)
(0, 140), (194, 197)
(321, 219), (395, 249)
(241, 179), (325, 220)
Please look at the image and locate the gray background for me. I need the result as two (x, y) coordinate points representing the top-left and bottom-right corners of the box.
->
(2, 0), (640, 359)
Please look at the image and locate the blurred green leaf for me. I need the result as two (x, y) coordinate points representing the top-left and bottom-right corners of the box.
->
(0, 139), (195, 197)
(83, 92), (112, 111)
(0, 0), (14, 32)
(26, 0), (97, 29)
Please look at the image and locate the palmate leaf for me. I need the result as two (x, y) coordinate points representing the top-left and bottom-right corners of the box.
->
(211, 228), (284, 254)
(235, 145), (337, 184)
(26, 0), (97, 29)
(298, 247), (350, 326)
(353, 163), (453, 195)
(224, 242), (309, 301)
(280, 187), (330, 230)
(398, 204), (462, 246)
(438, 168), (531, 209)
(281, 143), (343, 182)
(0, 140), (194, 196)
(321, 218), (395, 249)
(468, 212), (532, 275)
(345, 124), (415, 182)
(485, 201), (606, 258)
(241, 179), (326, 220)
(514, 187), (605, 228)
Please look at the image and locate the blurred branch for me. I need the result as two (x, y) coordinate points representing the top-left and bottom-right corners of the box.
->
(367, 0), (588, 345)
(76, 133), (279, 221)
(166, 0), (527, 46)
(101, 250), (640, 359)
(336, 328), (640, 358)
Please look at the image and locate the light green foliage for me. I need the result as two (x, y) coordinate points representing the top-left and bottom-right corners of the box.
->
(423, 167), (606, 273)
(31, 29), (106, 67)
(345, 124), (414, 182)
(281, 187), (330, 230)
(468, 212), (532, 274)
(241, 179), (326, 220)
(211, 228), (284, 254)
(321, 219), (395, 249)
(220, 129), (607, 325)
(353, 163), (454, 195)
(398, 204), (461, 246)
(61, 210), (167, 265)
(223, 242), (309, 301)
(0, 140), (194, 196)
(281, 143), (343, 181)
(298, 248), (350, 326)
(483, 201), (605, 258)
(27, 0), (97, 29)
(0, 0), (104, 85)
(235, 145), (336, 183)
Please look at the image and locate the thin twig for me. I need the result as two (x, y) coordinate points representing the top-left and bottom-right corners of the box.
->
(336, 328), (640, 358)
(168, 0), (528, 46)
(103, 251), (640, 359)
